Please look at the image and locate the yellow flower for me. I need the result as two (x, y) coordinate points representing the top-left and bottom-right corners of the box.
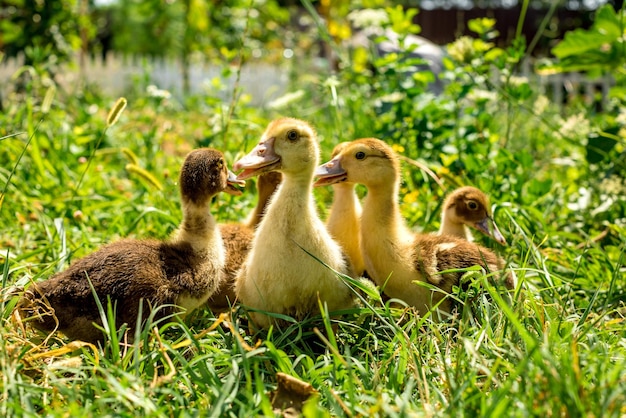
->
(403, 190), (419, 204)
(447, 36), (474, 63)
(391, 143), (405, 153)
(437, 166), (450, 176)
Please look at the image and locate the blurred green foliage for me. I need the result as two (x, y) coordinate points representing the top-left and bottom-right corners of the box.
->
(106, 0), (289, 60)
(0, 0), (89, 73)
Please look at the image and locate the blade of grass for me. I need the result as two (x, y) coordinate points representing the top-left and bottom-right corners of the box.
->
(0, 121), (42, 213)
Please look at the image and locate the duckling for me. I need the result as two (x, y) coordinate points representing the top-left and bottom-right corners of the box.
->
(315, 142), (365, 276)
(18, 148), (244, 343)
(207, 172), (282, 311)
(233, 118), (355, 329)
(316, 138), (514, 316)
(245, 171), (282, 228)
(439, 186), (507, 245)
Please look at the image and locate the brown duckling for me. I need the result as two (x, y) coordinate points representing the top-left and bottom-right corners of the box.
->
(439, 186), (507, 245)
(18, 148), (244, 343)
(315, 142), (366, 276)
(233, 118), (356, 329)
(207, 172), (282, 311)
(316, 138), (515, 316)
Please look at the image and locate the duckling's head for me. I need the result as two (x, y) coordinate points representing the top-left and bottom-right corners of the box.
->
(331, 141), (351, 158)
(179, 148), (244, 206)
(443, 186), (507, 245)
(234, 118), (319, 179)
(315, 138), (399, 188)
(314, 142), (355, 187)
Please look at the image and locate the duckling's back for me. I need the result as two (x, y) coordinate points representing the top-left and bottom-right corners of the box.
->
(412, 234), (509, 308)
(19, 238), (222, 343)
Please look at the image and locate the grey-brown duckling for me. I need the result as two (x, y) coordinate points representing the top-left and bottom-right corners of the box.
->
(439, 186), (507, 245)
(18, 148), (243, 343)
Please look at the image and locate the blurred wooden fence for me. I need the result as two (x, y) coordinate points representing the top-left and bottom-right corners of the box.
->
(517, 59), (613, 110)
(0, 53), (288, 106)
(0, 53), (613, 108)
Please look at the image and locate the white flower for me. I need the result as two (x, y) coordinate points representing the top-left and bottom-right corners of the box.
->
(600, 175), (625, 195)
(447, 36), (474, 62)
(502, 75), (529, 86)
(616, 107), (626, 125)
(267, 90), (306, 110)
(615, 217), (626, 227)
(558, 113), (590, 140)
(378, 91), (405, 103)
(567, 187), (591, 211)
(467, 89), (497, 102)
(591, 196), (614, 216)
(347, 9), (389, 29)
(533, 95), (549, 115)
(147, 84), (171, 100)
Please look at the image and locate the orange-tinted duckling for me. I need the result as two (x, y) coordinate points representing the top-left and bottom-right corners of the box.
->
(18, 148), (244, 343)
(245, 171), (282, 228)
(207, 172), (282, 311)
(233, 118), (355, 329)
(315, 142), (365, 276)
(316, 138), (514, 316)
(439, 186), (507, 245)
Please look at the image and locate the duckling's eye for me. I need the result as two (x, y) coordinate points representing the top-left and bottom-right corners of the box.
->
(286, 130), (299, 141)
(467, 200), (478, 210)
(355, 151), (366, 160)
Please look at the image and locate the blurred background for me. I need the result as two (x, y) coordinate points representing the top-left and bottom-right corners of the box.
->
(0, 0), (622, 103)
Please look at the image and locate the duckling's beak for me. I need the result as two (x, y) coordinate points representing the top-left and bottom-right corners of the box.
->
(314, 157), (348, 187)
(474, 216), (507, 245)
(225, 170), (246, 195)
(234, 137), (281, 180)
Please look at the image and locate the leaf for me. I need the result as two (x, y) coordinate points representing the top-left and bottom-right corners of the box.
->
(468, 18), (496, 36)
(484, 47), (504, 62)
(188, 0), (209, 32)
(552, 5), (623, 59)
(552, 30), (614, 59)
(27, 341), (99, 365)
(526, 178), (553, 197)
(586, 133), (618, 164)
(271, 372), (317, 417)
(594, 5), (622, 38)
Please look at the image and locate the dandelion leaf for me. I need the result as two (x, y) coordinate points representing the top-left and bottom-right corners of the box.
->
(271, 372), (317, 417)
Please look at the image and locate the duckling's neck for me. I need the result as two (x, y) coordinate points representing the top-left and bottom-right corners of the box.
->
(328, 182), (364, 274)
(362, 182), (412, 240)
(329, 183), (361, 224)
(439, 214), (473, 241)
(256, 171), (320, 242)
(361, 181), (414, 275)
(173, 201), (220, 253)
(281, 171), (314, 196)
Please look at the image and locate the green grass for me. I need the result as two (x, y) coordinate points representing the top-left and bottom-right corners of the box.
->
(1, 33), (626, 418)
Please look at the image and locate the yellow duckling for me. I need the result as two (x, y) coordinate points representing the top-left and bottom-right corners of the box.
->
(315, 142), (366, 276)
(233, 118), (356, 329)
(208, 172), (282, 311)
(316, 138), (515, 316)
